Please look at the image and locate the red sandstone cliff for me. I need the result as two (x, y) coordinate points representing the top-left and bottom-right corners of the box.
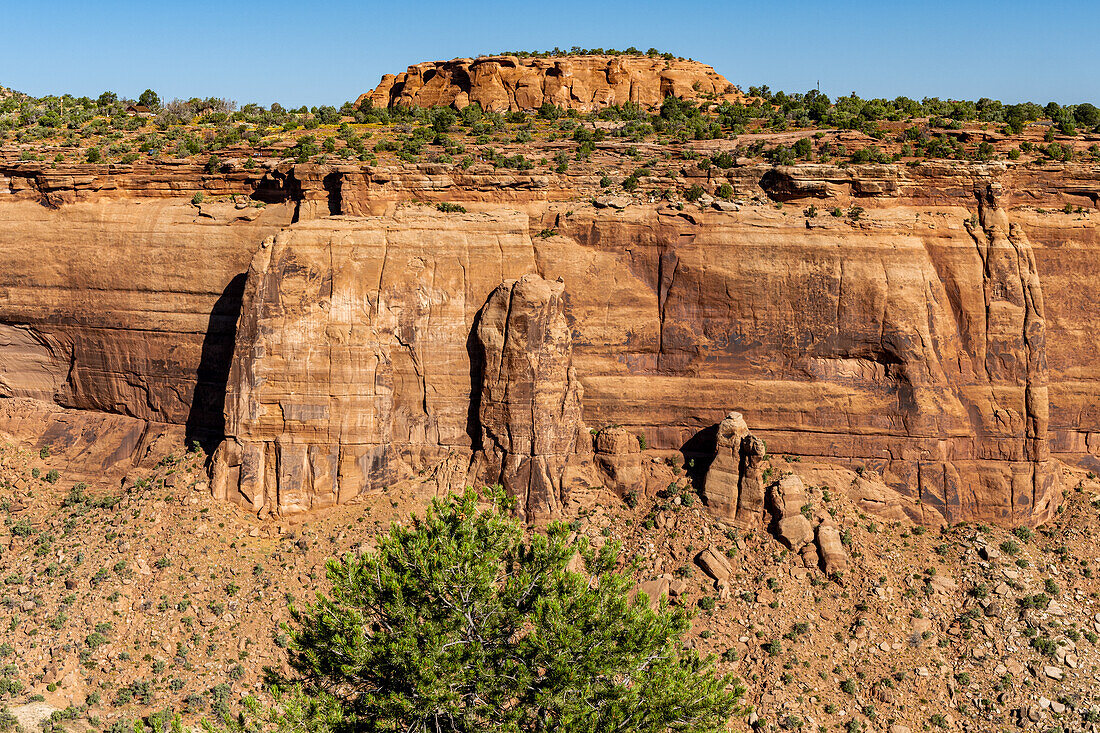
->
(3, 158), (1099, 525)
(357, 55), (744, 112)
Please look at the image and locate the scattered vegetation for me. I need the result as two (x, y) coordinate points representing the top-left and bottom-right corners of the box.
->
(5, 78), (1099, 206)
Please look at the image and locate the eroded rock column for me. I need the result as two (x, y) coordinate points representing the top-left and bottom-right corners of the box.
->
(476, 274), (584, 521)
(211, 234), (396, 516)
(963, 182), (1060, 524)
(702, 411), (767, 528)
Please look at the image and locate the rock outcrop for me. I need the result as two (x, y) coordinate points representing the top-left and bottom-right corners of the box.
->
(211, 231), (398, 515)
(359, 55), (743, 112)
(475, 274), (585, 521)
(816, 520), (849, 577)
(2, 159), (1097, 525)
(593, 426), (643, 497)
(703, 412), (767, 527)
(769, 474), (815, 551)
(751, 469), (852, 580)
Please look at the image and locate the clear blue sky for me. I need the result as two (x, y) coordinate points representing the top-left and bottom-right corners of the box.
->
(6, 0), (1099, 107)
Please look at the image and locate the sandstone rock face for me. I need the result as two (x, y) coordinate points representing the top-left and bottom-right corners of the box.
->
(211, 230), (397, 515)
(593, 426), (643, 497)
(358, 56), (743, 112)
(475, 275), (585, 521)
(848, 470), (947, 526)
(2, 161), (1097, 525)
(206, 213), (587, 517)
(0, 196), (294, 444)
(208, 211), (535, 514)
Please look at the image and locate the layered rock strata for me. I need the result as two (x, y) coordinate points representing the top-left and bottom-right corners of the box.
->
(0, 195), (294, 444)
(359, 55), (743, 112)
(3, 160), (1099, 524)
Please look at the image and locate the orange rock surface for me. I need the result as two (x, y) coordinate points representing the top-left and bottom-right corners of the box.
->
(358, 55), (744, 112)
(3, 158), (1099, 526)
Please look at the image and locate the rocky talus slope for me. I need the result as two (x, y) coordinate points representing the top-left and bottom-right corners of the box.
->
(358, 55), (744, 112)
(0, 434), (1097, 733)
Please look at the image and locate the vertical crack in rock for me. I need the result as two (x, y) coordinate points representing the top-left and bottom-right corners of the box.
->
(475, 274), (584, 522)
(656, 248), (679, 372)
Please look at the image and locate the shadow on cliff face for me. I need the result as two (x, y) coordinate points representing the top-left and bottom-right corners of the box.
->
(185, 273), (246, 454)
(680, 423), (719, 493)
(323, 172), (342, 216)
(464, 308), (484, 452)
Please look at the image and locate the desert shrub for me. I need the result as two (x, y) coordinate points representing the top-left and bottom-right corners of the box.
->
(274, 488), (744, 733)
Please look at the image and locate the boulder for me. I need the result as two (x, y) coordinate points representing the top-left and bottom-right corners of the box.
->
(635, 578), (671, 610)
(769, 474), (814, 551)
(694, 545), (733, 582)
(799, 543), (819, 568)
(816, 519), (849, 577)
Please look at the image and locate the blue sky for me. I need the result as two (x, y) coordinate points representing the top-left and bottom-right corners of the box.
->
(5, 0), (1099, 107)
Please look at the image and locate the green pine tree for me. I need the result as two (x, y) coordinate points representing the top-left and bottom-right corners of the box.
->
(249, 487), (743, 733)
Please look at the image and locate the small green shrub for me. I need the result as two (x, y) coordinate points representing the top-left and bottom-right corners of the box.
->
(683, 184), (705, 202)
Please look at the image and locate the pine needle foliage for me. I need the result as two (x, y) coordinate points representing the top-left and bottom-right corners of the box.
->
(269, 486), (743, 733)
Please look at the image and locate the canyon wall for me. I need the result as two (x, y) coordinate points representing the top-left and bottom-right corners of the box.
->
(358, 55), (743, 112)
(3, 160), (1100, 525)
